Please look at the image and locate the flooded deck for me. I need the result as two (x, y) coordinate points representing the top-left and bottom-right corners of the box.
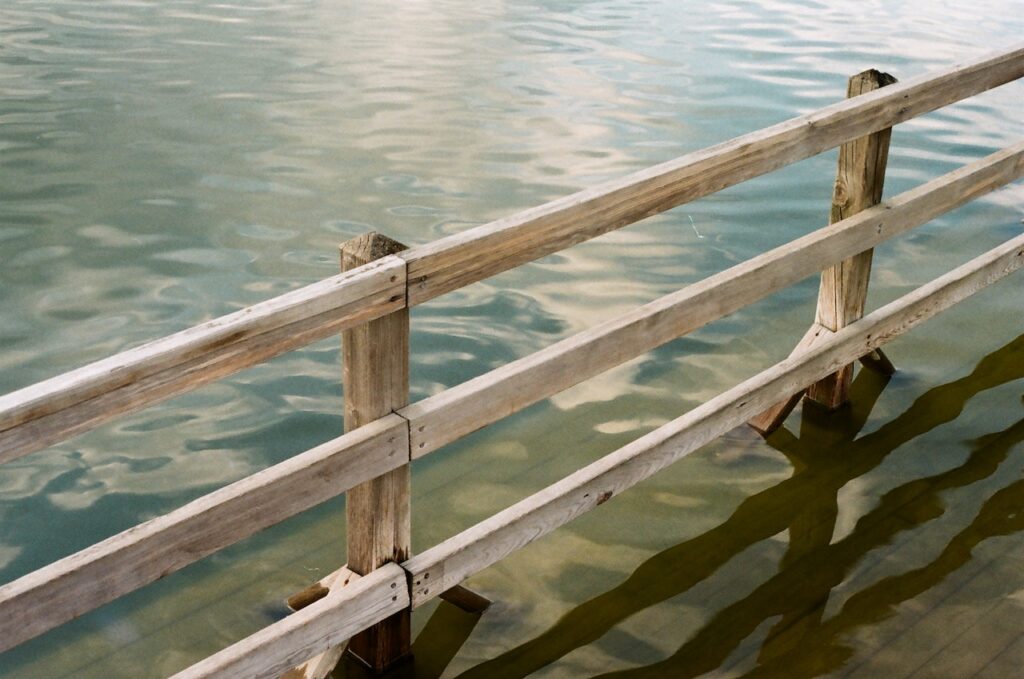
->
(1, 0), (1023, 676)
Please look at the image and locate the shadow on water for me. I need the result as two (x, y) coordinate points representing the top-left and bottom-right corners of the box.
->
(439, 332), (1024, 679)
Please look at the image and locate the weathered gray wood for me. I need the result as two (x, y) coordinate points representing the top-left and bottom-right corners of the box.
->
(403, 233), (1024, 606)
(0, 415), (408, 654)
(750, 68), (897, 434)
(171, 564), (408, 679)
(810, 69), (897, 408)
(400, 43), (1024, 304)
(0, 256), (405, 462)
(340, 233), (413, 672)
(401, 142), (1024, 457)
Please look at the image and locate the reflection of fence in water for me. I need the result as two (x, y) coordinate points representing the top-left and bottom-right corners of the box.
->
(459, 334), (1024, 678)
(0, 42), (1023, 679)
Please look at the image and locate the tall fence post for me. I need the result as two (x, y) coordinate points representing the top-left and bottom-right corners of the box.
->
(807, 68), (898, 409)
(341, 232), (412, 672)
(748, 69), (898, 436)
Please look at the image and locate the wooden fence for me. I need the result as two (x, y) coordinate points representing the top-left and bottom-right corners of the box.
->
(1, 42), (1023, 679)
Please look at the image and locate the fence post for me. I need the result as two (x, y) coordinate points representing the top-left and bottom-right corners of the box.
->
(747, 69), (897, 436)
(341, 232), (412, 672)
(807, 68), (898, 409)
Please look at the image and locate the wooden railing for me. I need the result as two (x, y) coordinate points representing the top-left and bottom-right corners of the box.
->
(1, 43), (1022, 679)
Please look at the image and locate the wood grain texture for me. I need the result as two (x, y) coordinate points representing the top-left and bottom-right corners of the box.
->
(171, 564), (408, 679)
(810, 69), (897, 408)
(403, 234), (1024, 607)
(0, 256), (405, 462)
(340, 233), (413, 671)
(0, 415), (407, 654)
(401, 142), (1024, 457)
(400, 43), (1024, 304)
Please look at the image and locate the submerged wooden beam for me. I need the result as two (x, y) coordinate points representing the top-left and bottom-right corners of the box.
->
(341, 233), (413, 673)
(402, 233), (1024, 607)
(401, 142), (1024, 457)
(0, 256), (405, 462)
(400, 43), (1024, 304)
(171, 564), (408, 679)
(0, 415), (408, 654)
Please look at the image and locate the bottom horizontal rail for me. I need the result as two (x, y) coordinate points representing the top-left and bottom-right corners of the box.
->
(403, 233), (1024, 607)
(171, 564), (408, 679)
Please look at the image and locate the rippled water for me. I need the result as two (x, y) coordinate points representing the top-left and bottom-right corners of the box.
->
(1, 1), (1023, 677)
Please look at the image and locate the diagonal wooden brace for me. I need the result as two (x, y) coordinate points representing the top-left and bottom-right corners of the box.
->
(280, 567), (491, 678)
(281, 565), (361, 679)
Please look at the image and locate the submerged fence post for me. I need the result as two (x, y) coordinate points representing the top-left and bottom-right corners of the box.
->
(808, 68), (898, 409)
(341, 232), (412, 672)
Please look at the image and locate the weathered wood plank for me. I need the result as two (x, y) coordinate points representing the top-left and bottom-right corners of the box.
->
(341, 233), (413, 672)
(401, 43), (1024, 304)
(0, 256), (405, 462)
(403, 234), (1024, 606)
(172, 564), (408, 679)
(401, 142), (1024, 457)
(0, 415), (408, 654)
(810, 69), (897, 408)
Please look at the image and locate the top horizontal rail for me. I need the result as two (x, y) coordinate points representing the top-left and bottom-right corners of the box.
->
(0, 42), (1020, 461)
(401, 42), (1024, 303)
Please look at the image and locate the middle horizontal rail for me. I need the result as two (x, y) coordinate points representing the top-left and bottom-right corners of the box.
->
(400, 141), (1024, 457)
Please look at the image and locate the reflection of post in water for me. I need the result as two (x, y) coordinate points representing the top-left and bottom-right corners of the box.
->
(745, 445), (1024, 678)
(457, 333), (1024, 679)
(592, 416), (1024, 679)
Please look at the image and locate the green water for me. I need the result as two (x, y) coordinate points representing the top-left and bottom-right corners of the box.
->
(2, 1), (1023, 677)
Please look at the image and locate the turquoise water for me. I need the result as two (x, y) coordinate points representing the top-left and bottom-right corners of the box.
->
(1, 0), (1023, 676)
